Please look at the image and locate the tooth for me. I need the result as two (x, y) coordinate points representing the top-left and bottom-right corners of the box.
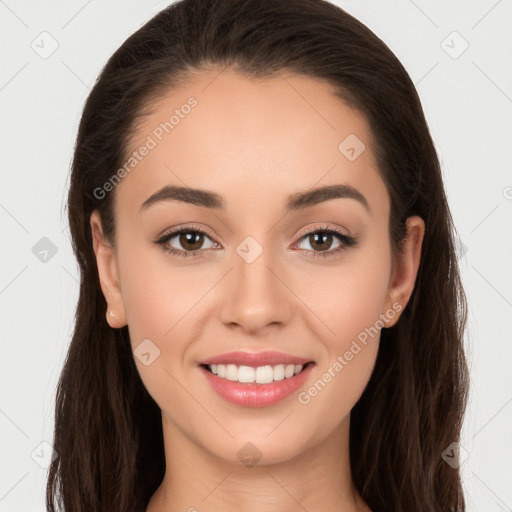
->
(209, 362), (306, 382)
(226, 364), (238, 381)
(273, 364), (285, 381)
(255, 365), (274, 384)
(238, 365), (255, 383)
(284, 364), (295, 378)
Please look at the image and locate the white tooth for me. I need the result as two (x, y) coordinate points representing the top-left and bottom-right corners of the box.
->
(284, 364), (295, 378)
(226, 364), (239, 381)
(255, 365), (274, 384)
(238, 365), (255, 383)
(273, 364), (285, 381)
(212, 363), (306, 383)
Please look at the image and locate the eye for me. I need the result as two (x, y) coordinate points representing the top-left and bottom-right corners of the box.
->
(153, 225), (219, 258)
(153, 223), (358, 259)
(292, 224), (358, 258)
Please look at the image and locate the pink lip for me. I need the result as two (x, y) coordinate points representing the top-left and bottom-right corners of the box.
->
(200, 350), (312, 367)
(199, 359), (315, 408)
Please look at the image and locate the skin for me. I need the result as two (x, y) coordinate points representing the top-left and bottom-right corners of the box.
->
(90, 67), (425, 512)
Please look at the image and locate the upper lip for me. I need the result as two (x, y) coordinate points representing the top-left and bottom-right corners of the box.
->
(200, 351), (312, 367)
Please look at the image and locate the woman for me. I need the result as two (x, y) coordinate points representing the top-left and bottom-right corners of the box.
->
(46, 0), (469, 511)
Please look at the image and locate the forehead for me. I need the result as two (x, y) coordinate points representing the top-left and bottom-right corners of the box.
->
(114, 67), (389, 221)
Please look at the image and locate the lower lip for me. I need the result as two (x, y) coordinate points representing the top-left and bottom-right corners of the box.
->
(200, 364), (314, 407)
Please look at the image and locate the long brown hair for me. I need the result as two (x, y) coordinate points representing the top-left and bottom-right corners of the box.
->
(46, 0), (469, 510)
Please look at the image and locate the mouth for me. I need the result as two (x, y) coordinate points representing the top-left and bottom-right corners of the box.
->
(200, 361), (312, 384)
(198, 350), (315, 407)
(198, 351), (315, 407)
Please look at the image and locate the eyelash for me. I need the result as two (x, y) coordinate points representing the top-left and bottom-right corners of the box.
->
(153, 224), (359, 259)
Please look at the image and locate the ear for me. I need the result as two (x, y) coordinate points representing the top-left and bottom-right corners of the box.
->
(90, 210), (127, 328)
(383, 215), (425, 327)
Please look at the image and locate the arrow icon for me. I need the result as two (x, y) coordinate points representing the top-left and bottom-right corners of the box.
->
(31, 441), (58, 469)
(236, 236), (263, 263)
(338, 134), (365, 161)
(134, 339), (161, 366)
(440, 31), (468, 60)
(30, 31), (59, 60)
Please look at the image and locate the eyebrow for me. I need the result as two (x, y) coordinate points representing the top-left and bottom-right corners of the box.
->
(139, 183), (370, 213)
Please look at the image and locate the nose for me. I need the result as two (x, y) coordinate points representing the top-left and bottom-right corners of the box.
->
(219, 242), (294, 336)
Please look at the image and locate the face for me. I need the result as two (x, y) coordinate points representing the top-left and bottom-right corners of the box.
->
(91, 67), (424, 466)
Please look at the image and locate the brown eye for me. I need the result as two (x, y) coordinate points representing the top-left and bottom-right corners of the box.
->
(154, 227), (218, 258)
(177, 231), (205, 251)
(306, 232), (336, 252)
(293, 226), (359, 259)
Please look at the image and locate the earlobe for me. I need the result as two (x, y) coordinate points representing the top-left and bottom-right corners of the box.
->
(90, 210), (127, 328)
(383, 215), (425, 328)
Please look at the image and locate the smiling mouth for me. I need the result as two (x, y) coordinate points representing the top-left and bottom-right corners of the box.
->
(200, 362), (312, 384)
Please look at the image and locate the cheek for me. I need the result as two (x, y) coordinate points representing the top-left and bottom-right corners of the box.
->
(292, 240), (391, 417)
(296, 340), (378, 444)
(299, 234), (393, 349)
(118, 236), (207, 343)
(117, 240), (227, 391)
(118, 247), (207, 424)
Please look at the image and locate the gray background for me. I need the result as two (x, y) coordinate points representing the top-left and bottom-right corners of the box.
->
(1, 0), (511, 510)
